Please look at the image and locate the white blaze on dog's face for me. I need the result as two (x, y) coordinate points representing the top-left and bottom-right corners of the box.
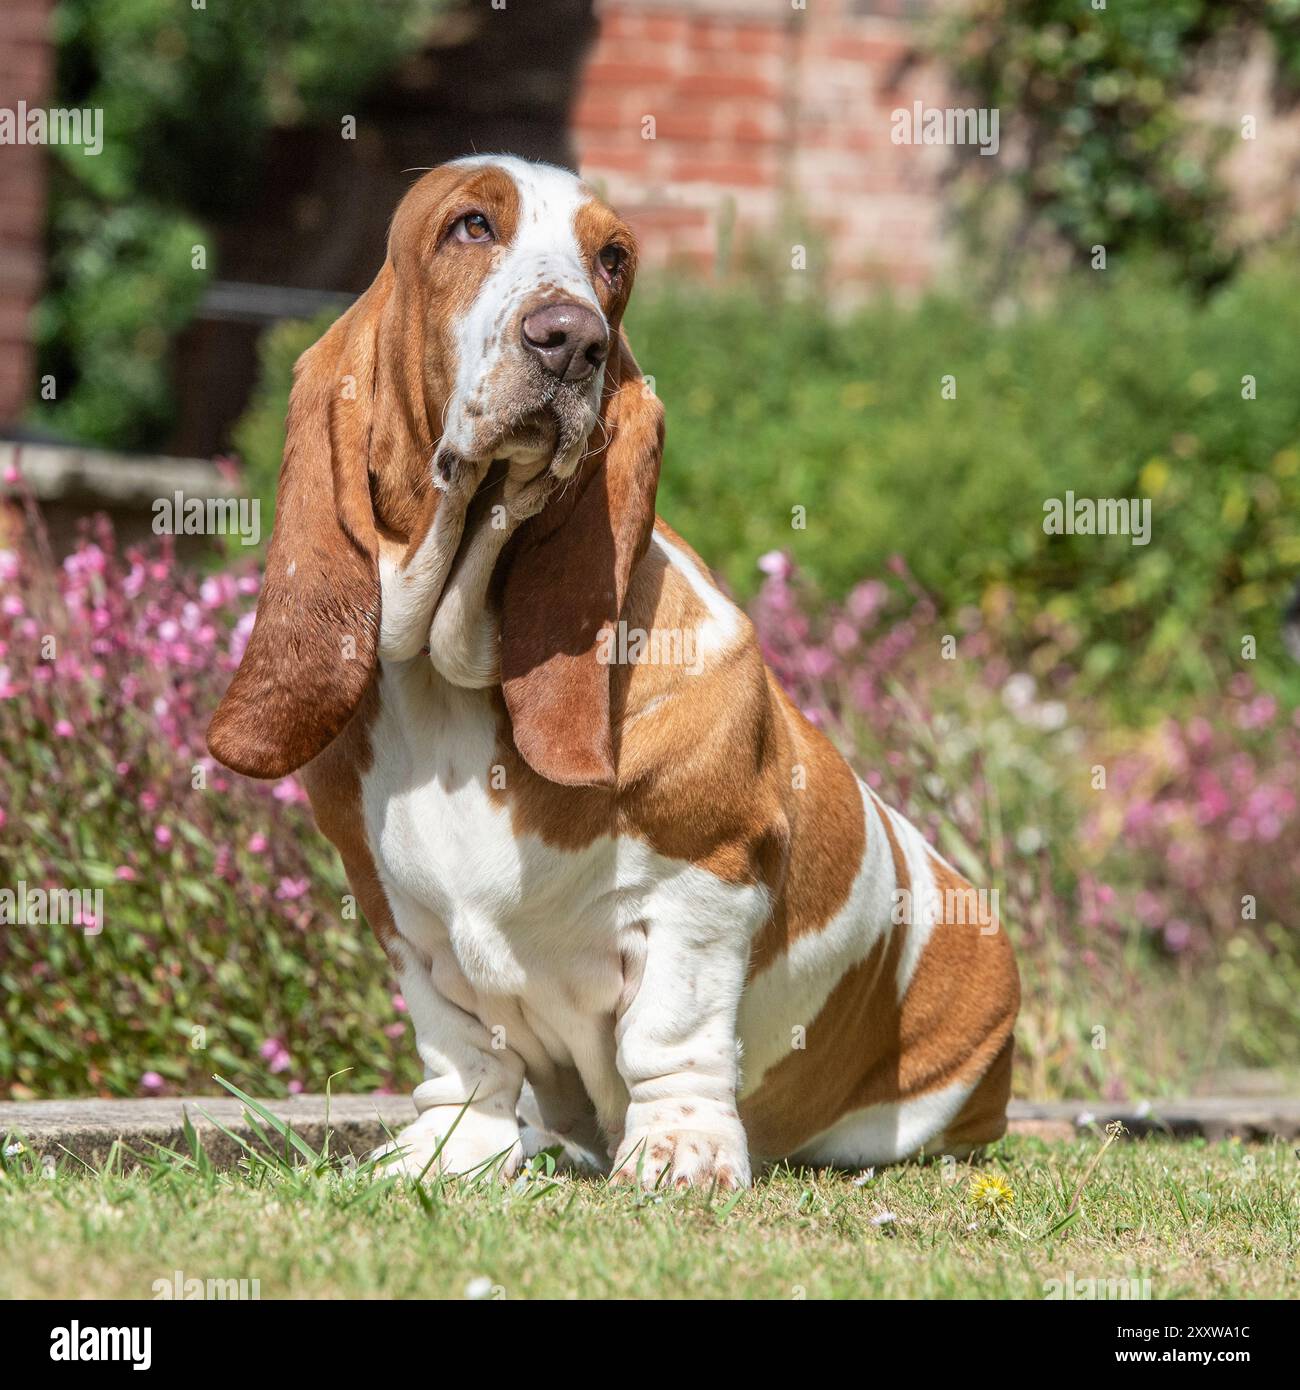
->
(422, 156), (638, 481)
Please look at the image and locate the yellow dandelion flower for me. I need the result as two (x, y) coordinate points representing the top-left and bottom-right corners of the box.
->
(969, 1171), (1015, 1216)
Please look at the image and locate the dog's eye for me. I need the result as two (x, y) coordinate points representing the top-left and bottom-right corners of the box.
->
(454, 213), (494, 244)
(597, 244), (624, 282)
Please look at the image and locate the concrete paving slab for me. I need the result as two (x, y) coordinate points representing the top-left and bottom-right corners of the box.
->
(2, 1095), (1297, 1172)
(0, 1094), (417, 1171)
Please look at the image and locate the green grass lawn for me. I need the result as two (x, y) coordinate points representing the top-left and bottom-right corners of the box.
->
(2, 1130), (1296, 1300)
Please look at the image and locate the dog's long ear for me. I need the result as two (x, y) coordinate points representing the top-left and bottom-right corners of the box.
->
(208, 279), (389, 779)
(500, 333), (663, 787)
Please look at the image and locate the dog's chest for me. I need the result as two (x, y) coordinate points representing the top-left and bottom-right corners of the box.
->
(359, 663), (629, 1004)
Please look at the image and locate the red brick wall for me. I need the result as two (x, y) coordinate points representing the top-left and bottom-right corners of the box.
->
(0, 0), (53, 425)
(573, 0), (951, 296)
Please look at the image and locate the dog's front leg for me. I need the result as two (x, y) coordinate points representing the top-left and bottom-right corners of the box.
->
(375, 936), (524, 1181)
(610, 918), (754, 1191)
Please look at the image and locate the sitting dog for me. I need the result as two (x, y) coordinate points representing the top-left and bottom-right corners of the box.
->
(209, 156), (1019, 1188)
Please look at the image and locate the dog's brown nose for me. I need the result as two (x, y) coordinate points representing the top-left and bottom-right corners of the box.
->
(521, 302), (609, 382)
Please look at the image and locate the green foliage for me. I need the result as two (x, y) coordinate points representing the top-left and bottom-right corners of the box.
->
(34, 0), (443, 447)
(33, 201), (208, 450)
(231, 309), (337, 533)
(937, 0), (1300, 288)
(623, 261), (1300, 711)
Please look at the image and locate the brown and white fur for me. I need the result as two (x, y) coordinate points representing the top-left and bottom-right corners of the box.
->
(208, 156), (1019, 1188)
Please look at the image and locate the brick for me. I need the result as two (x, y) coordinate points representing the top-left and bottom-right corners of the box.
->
(0, 249), (42, 292)
(593, 8), (643, 44)
(0, 3), (54, 44)
(0, 308), (35, 347)
(642, 109), (716, 143)
(688, 18), (746, 53)
(729, 116), (783, 146)
(576, 146), (655, 176)
(0, 40), (54, 93)
(624, 204), (712, 231)
(822, 34), (910, 65)
(640, 12), (691, 44)
(669, 157), (778, 189)
(584, 59), (677, 88)
(733, 25), (786, 56)
(675, 72), (780, 101)
(571, 96), (640, 132)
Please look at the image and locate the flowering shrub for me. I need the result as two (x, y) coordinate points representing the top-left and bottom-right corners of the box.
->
(1, 504), (1296, 1102)
(0, 497), (410, 1101)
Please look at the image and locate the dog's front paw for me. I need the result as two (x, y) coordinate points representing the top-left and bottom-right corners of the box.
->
(610, 1124), (751, 1191)
(372, 1109), (522, 1182)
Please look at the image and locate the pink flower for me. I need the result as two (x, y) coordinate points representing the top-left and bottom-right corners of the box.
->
(114, 866), (137, 881)
(756, 549), (793, 580)
(802, 646), (836, 679)
(140, 1071), (164, 1093)
(154, 825), (172, 848)
(53, 719), (75, 738)
(272, 778), (308, 805)
(230, 610), (257, 663)
(275, 876), (309, 901)
(1163, 920), (1192, 953)
(247, 833), (268, 854)
(259, 1038), (292, 1074)
(392, 993), (407, 1013)
(846, 580), (888, 624)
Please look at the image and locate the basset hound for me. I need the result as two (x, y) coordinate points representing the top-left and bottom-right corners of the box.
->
(208, 156), (1019, 1188)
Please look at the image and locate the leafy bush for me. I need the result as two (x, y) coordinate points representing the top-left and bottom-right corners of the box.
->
(936, 0), (1300, 288)
(2, 498), (1296, 1102)
(626, 262), (1300, 714)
